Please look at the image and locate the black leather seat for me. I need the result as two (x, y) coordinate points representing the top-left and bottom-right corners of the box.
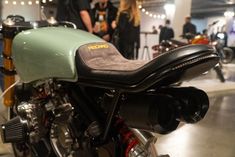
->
(76, 43), (219, 92)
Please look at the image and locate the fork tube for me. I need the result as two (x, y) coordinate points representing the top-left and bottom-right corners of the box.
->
(2, 23), (16, 107)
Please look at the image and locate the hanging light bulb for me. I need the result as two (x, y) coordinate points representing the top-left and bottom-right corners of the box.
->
(42, 0), (46, 3)
(36, 0), (40, 4)
(224, 11), (235, 17)
(161, 14), (166, 19)
(5, 0), (9, 4)
(140, 6), (166, 19)
(21, 1), (25, 5)
(13, 1), (17, 5)
(28, 1), (32, 5)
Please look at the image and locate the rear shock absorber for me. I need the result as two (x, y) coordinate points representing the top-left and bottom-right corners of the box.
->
(115, 119), (149, 157)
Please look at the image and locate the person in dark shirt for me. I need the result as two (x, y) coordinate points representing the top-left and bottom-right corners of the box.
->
(183, 16), (197, 37)
(56, 0), (93, 32)
(92, 0), (117, 41)
(115, 0), (140, 59)
(159, 19), (174, 43)
(56, 0), (69, 21)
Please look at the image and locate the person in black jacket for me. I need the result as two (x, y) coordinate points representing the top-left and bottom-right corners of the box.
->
(115, 0), (140, 59)
(183, 16), (197, 37)
(92, 0), (117, 41)
(56, 0), (93, 32)
(159, 19), (174, 43)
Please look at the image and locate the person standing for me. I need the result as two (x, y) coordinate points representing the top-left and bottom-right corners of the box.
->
(114, 0), (140, 59)
(183, 16), (196, 37)
(56, 0), (93, 32)
(92, 0), (117, 41)
(159, 19), (174, 43)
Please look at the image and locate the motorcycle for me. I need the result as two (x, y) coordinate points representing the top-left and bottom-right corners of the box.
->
(0, 18), (219, 157)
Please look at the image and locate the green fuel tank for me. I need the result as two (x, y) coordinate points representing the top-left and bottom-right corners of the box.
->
(12, 27), (104, 83)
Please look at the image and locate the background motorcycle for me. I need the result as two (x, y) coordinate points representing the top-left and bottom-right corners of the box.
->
(0, 18), (219, 157)
(211, 31), (234, 64)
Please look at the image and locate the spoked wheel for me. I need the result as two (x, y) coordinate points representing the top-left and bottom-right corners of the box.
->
(221, 47), (234, 64)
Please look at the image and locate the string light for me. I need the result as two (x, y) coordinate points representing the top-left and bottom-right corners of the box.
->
(161, 14), (166, 19)
(42, 0), (46, 3)
(224, 11), (234, 17)
(4, 0), (40, 5)
(139, 5), (166, 20)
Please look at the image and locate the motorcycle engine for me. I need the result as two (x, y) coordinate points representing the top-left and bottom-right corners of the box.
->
(1, 100), (47, 143)
(1, 80), (78, 156)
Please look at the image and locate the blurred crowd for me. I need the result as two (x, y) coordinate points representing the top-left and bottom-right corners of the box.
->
(56, 0), (140, 60)
(56, 0), (233, 60)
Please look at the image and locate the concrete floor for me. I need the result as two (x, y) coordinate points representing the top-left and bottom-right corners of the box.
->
(1, 64), (235, 157)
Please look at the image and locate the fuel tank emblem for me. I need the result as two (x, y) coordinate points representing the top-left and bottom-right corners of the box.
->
(88, 44), (109, 50)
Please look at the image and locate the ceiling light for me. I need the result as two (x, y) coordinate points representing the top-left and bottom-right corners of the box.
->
(224, 11), (234, 17)
(164, 4), (175, 11)
(13, 1), (17, 5)
(5, 0), (9, 4)
(226, 0), (234, 4)
(21, 1), (25, 5)
(138, 5), (142, 9)
(164, 3), (176, 15)
(141, 8), (146, 12)
(42, 0), (46, 3)
(36, 0), (40, 4)
(28, 1), (32, 5)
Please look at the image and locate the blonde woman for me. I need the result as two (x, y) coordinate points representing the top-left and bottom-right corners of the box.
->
(115, 0), (140, 59)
